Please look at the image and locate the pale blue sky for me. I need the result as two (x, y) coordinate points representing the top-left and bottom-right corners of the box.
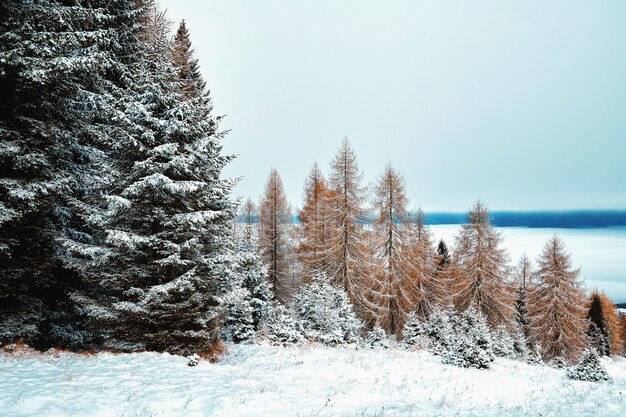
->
(160, 0), (626, 211)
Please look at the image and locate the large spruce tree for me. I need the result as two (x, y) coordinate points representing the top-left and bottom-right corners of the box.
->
(64, 1), (236, 355)
(0, 0), (138, 347)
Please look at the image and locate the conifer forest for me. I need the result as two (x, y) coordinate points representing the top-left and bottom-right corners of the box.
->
(1, 1), (625, 416)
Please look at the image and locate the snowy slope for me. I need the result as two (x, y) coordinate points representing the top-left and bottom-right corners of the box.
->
(1, 344), (625, 417)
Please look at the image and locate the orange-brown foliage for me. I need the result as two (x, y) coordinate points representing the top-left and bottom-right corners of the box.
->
(200, 339), (227, 363)
(325, 138), (371, 315)
(621, 315), (626, 355)
(452, 201), (515, 329)
(298, 163), (334, 282)
(529, 237), (588, 362)
(259, 168), (292, 303)
(588, 291), (624, 356)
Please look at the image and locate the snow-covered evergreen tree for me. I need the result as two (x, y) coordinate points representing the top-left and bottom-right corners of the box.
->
(63, 2), (237, 355)
(0, 0), (139, 347)
(513, 255), (533, 347)
(491, 325), (516, 358)
(435, 239), (450, 270)
(424, 308), (455, 356)
(550, 356), (567, 369)
(527, 343), (543, 365)
(257, 302), (303, 346)
(510, 322), (529, 358)
(566, 349), (611, 383)
(236, 237), (273, 330)
(443, 308), (495, 369)
(588, 321), (610, 356)
(223, 286), (256, 343)
(222, 233), (272, 344)
(292, 274), (361, 346)
(365, 325), (391, 349)
(401, 312), (426, 349)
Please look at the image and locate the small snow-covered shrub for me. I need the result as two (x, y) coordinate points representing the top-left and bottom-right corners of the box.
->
(550, 356), (567, 369)
(365, 326), (390, 349)
(588, 322), (610, 357)
(223, 287), (256, 343)
(527, 343), (543, 365)
(292, 275), (361, 346)
(424, 309), (454, 356)
(566, 349), (611, 383)
(401, 313), (426, 350)
(491, 325), (516, 358)
(3, 343), (18, 352)
(256, 302), (304, 346)
(443, 308), (494, 369)
(187, 354), (200, 367)
(223, 239), (273, 343)
(511, 324), (528, 358)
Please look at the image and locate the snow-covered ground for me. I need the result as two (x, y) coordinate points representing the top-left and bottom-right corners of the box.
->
(1, 344), (625, 417)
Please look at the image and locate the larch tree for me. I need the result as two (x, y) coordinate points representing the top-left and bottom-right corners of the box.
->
(528, 236), (587, 362)
(600, 293), (626, 356)
(452, 201), (514, 328)
(600, 294), (624, 356)
(259, 168), (292, 303)
(409, 208), (446, 320)
(241, 197), (257, 242)
(369, 164), (416, 335)
(298, 163), (334, 283)
(327, 138), (371, 317)
(621, 315), (626, 356)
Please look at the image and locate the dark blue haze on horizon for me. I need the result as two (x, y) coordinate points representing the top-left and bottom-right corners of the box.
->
(248, 210), (626, 228)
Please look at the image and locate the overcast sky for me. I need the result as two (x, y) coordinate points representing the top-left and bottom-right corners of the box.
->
(160, 0), (626, 212)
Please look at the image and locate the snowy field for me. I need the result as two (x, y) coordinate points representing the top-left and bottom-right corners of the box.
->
(431, 225), (626, 301)
(1, 344), (625, 417)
